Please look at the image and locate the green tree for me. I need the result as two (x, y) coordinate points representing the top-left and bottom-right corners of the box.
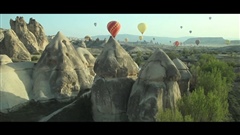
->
(166, 50), (180, 60)
(156, 54), (235, 122)
(155, 108), (193, 122)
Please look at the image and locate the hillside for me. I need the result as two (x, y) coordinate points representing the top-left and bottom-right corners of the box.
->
(91, 34), (193, 45)
(183, 37), (237, 45)
(46, 34), (240, 46)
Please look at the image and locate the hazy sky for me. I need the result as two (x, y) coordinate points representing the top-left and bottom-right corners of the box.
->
(1, 14), (240, 40)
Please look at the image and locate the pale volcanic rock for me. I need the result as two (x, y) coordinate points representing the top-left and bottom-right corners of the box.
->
(91, 76), (135, 121)
(27, 18), (49, 51)
(76, 47), (96, 76)
(32, 31), (94, 100)
(10, 16), (39, 54)
(127, 48), (181, 121)
(93, 36), (139, 78)
(173, 58), (192, 96)
(78, 40), (87, 48)
(0, 29), (31, 62)
(0, 55), (13, 65)
(0, 62), (34, 111)
(0, 29), (4, 42)
(91, 36), (139, 121)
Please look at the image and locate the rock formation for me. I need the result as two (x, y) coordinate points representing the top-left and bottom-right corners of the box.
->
(91, 36), (139, 121)
(76, 47), (96, 76)
(127, 48), (181, 122)
(0, 29), (4, 42)
(27, 18), (49, 51)
(173, 58), (192, 96)
(78, 40), (87, 48)
(32, 31), (94, 100)
(0, 54), (13, 65)
(39, 91), (93, 122)
(10, 16), (39, 54)
(0, 29), (31, 62)
(93, 36), (139, 78)
(0, 60), (34, 111)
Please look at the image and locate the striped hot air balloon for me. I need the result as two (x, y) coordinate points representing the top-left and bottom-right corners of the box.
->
(107, 21), (121, 38)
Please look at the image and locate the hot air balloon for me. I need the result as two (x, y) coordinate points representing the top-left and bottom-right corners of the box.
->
(107, 21), (121, 38)
(189, 30), (192, 34)
(195, 39), (200, 45)
(180, 26), (183, 29)
(153, 37), (155, 40)
(139, 36), (143, 40)
(94, 22), (97, 27)
(84, 35), (91, 41)
(174, 41), (180, 47)
(209, 17), (212, 20)
(125, 38), (128, 42)
(138, 23), (147, 35)
(225, 40), (231, 45)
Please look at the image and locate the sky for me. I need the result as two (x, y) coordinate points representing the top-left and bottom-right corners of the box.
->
(1, 14), (240, 40)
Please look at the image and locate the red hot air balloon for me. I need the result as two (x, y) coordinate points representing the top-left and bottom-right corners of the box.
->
(174, 41), (180, 47)
(107, 21), (121, 38)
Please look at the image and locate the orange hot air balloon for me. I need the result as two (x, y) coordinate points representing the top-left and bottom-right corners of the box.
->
(107, 21), (121, 38)
(174, 41), (180, 47)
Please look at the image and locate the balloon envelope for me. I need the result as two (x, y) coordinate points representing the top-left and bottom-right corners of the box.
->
(139, 36), (143, 40)
(107, 21), (121, 38)
(94, 22), (97, 26)
(174, 41), (180, 46)
(138, 23), (147, 34)
(189, 30), (192, 33)
(125, 38), (128, 42)
(195, 39), (200, 45)
(84, 35), (91, 41)
(225, 40), (231, 45)
(180, 26), (183, 29)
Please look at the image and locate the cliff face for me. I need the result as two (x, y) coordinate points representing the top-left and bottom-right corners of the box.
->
(183, 37), (226, 45)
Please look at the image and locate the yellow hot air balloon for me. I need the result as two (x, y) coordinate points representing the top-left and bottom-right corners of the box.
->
(138, 23), (147, 35)
(225, 40), (231, 45)
(84, 35), (91, 41)
(139, 36), (143, 40)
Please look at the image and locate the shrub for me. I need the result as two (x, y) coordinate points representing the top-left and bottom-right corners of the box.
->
(156, 54), (235, 122)
(31, 56), (39, 61)
(155, 108), (193, 122)
(166, 51), (180, 60)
